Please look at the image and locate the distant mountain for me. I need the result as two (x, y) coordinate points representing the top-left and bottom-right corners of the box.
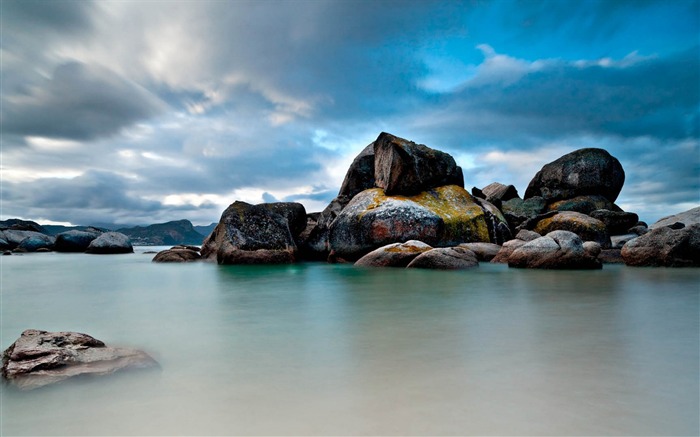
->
(43, 225), (109, 236)
(117, 220), (205, 246)
(194, 223), (217, 237)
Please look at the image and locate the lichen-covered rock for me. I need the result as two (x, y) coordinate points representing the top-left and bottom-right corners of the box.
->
(328, 186), (490, 260)
(406, 246), (479, 270)
(533, 211), (611, 248)
(373, 132), (463, 196)
(589, 209), (639, 234)
(524, 148), (625, 203)
(458, 242), (502, 261)
(258, 202), (308, 238)
(546, 195), (617, 215)
(621, 224), (700, 267)
(85, 232), (133, 254)
(201, 201), (297, 264)
(355, 240), (432, 267)
(2, 329), (158, 390)
(152, 247), (201, 263)
(508, 230), (602, 269)
(55, 229), (102, 252)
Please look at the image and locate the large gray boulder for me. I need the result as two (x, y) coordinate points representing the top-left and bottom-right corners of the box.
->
(373, 132), (463, 195)
(86, 232), (133, 254)
(508, 230), (602, 269)
(650, 206), (700, 229)
(406, 246), (479, 270)
(355, 240), (432, 267)
(1, 230), (49, 250)
(201, 201), (297, 264)
(524, 148), (625, 203)
(2, 329), (158, 390)
(55, 229), (102, 252)
(621, 224), (700, 267)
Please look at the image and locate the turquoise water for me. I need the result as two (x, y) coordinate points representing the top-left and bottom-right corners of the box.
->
(1, 248), (698, 436)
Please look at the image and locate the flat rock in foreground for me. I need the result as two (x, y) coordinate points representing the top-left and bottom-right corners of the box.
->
(2, 329), (159, 390)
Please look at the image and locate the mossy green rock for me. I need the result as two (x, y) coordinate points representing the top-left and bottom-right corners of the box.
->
(329, 185), (490, 260)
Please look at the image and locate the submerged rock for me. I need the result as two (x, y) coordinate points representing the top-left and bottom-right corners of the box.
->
(2, 329), (158, 390)
(152, 247), (201, 263)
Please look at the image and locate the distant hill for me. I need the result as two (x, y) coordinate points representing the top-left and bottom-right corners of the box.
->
(117, 220), (205, 246)
(43, 225), (109, 236)
(194, 223), (217, 237)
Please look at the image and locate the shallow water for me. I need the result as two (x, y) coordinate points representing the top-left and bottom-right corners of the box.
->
(1, 248), (698, 436)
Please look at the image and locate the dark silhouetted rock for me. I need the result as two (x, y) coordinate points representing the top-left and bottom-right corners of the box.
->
(298, 196), (350, 260)
(338, 142), (376, 199)
(524, 148), (625, 202)
(152, 247), (201, 262)
(55, 229), (102, 252)
(86, 232), (134, 254)
(407, 246), (479, 270)
(355, 240), (432, 267)
(201, 201), (297, 264)
(2, 329), (158, 390)
(621, 224), (700, 267)
(259, 202), (308, 238)
(15, 234), (55, 252)
(373, 132), (463, 195)
(589, 209), (639, 234)
(508, 230), (602, 269)
(501, 197), (547, 229)
(533, 211), (611, 248)
(328, 186), (490, 260)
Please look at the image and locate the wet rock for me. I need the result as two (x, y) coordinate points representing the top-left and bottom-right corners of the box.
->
(54, 229), (102, 252)
(328, 186), (490, 260)
(589, 209), (639, 235)
(508, 230), (602, 269)
(621, 223), (700, 267)
(201, 201), (297, 264)
(373, 132), (463, 196)
(458, 242), (502, 261)
(2, 329), (158, 390)
(406, 246), (479, 270)
(355, 240), (432, 267)
(524, 148), (625, 203)
(533, 211), (611, 248)
(86, 232), (134, 254)
(152, 247), (201, 262)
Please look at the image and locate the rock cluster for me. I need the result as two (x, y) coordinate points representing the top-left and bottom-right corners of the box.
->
(2, 329), (158, 390)
(0, 222), (133, 255)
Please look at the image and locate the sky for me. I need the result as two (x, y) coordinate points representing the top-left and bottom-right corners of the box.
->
(1, 0), (698, 227)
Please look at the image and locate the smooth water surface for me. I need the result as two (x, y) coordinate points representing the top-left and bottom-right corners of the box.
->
(1, 248), (698, 435)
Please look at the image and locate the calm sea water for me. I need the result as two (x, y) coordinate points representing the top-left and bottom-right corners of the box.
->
(1, 248), (698, 436)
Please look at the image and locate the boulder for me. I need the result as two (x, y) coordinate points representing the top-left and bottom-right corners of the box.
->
(2, 329), (158, 390)
(621, 224), (700, 267)
(86, 232), (134, 254)
(152, 247), (201, 263)
(373, 132), (463, 195)
(546, 195), (617, 215)
(259, 202), (308, 238)
(583, 241), (602, 259)
(508, 230), (602, 269)
(532, 211), (611, 248)
(1, 230), (49, 249)
(0, 236), (10, 251)
(15, 234), (55, 252)
(55, 229), (102, 252)
(338, 142), (376, 199)
(481, 182), (519, 202)
(328, 186), (491, 260)
(491, 239), (527, 263)
(515, 229), (542, 242)
(589, 209), (639, 234)
(524, 148), (625, 203)
(201, 201), (297, 264)
(650, 206), (700, 229)
(458, 242), (502, 261)
(501, 196), (547, 229)
(406, 246), (479, 270)
(355, 240), (432, 267)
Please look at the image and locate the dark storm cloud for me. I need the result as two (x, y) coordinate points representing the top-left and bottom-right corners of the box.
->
(2, 62), (166, 142)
